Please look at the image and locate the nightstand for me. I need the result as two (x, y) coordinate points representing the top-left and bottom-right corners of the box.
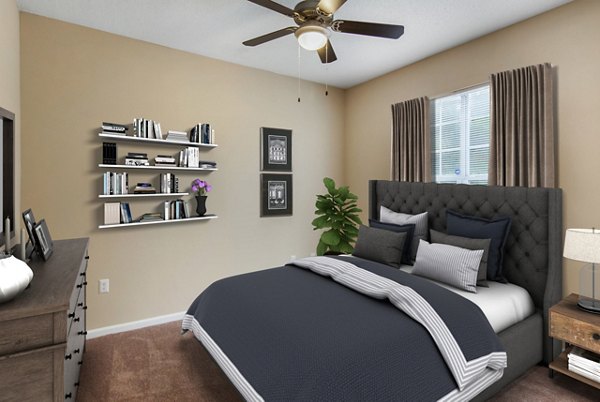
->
(549, 293), (600, 389)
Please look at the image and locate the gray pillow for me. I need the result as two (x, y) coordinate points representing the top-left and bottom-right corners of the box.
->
(430, 229), (491, 287)
(353, 225), (407, 268)
(380, 206), (428, 261)
(412, 240), (483, 293)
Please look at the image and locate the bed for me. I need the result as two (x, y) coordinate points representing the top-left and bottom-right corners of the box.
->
(182, 180), (563, 401)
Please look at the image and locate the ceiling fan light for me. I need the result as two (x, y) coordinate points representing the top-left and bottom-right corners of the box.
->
(295, 25), (329, 51)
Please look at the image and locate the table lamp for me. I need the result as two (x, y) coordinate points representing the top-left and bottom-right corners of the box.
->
(563, 228), (600, 313)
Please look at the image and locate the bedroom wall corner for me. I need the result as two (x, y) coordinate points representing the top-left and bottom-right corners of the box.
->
(0, 0), (21, 240)
(19, 13), (346, 329)
(343, 0), (600, 299)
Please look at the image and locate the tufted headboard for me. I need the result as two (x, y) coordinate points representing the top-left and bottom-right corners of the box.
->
(369, 180), (562, 362)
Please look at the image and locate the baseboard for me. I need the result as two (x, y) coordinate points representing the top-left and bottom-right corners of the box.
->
(87, 311), (185, 339)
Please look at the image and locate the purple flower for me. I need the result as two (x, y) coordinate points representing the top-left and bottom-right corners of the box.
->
(191, 178), (212, 196)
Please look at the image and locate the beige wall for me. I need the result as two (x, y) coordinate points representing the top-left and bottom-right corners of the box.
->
(0, 0), (21, 246)
(344, 0), (600, 298)
(20, 13), (345, 329)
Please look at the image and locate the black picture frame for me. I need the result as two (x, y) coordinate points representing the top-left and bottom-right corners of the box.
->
(260, 174), (293, 217)
(260, 127), (292, 172)
(33, 219), (53, 260)
(22, 209), (37, 250)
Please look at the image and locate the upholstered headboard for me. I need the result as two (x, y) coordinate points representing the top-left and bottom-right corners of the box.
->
(369, 180), (562, 362)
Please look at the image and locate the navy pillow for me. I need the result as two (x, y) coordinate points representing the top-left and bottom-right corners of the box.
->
(445, 210), (511, 283)
(369, 219), (415, 265)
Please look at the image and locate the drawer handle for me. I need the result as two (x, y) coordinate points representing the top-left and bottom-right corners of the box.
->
(68, 312), (75, 318)
(76, 283), (82, 289)
(75, 382), (80, 387)
(593, 333), (600, 340)
(65, 392), (72, 399)
(78, 303), (88, 310)
(76, 281), (88, 288)
(65, 354), (72, 360)
(78, 360), (83, 365)
(74, 317), (80, 323)
(74, 348), (80, 354)
(85, 255), (90, 260)
(80, 272), (86, 277)
(78, 330), (88, 336)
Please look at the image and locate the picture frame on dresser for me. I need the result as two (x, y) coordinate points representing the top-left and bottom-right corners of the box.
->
(22, 208), (37, 251)
(33, 219), (53, 260)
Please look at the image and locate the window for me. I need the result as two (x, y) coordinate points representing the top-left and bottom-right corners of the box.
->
(431, 85), (490, 184)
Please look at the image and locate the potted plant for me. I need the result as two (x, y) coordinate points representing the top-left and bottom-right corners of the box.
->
(312, 177), (362, 255)
(191, 179), (212, 216)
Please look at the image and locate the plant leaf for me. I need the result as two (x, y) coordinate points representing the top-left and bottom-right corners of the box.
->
(316, 240), (328, 256)
(323, 177), (336, 193)
(311, 215), (329, 229)
(321, 229), (341, 246)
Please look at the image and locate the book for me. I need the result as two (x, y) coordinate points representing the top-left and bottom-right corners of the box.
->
(120, 202), (133, 224)
(125, 158), (149, 166)
(100, 131), (126, 136)
(104, 202), (121, 225)
(138, 212), (163, 222)
(102, 142), (117, 164)
(127, 152), (148, 158)
(102, 122), (128, 133)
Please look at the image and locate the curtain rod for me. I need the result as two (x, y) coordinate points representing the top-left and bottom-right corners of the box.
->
(429, 80), (489, 100)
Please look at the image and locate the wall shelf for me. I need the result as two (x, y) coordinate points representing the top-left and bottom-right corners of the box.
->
(98, 214), (218, 229)
(99, 164), (217, 171)
(99, 193), (189, 199)
(99, 133), (218, 148)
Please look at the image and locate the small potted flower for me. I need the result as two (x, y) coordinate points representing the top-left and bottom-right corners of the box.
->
(191, 179), (212, 216)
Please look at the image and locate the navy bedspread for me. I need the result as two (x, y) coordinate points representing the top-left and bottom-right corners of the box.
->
(183, 256), (505, 401)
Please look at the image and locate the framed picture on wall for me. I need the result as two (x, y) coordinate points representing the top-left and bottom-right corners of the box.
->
(260, 127), (292, 172)
(260, 174), (293, 217)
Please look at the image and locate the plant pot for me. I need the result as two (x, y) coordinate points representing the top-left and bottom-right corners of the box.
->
(195, 196), (207, 216)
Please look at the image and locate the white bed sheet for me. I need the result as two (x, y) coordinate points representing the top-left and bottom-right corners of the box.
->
(400, 265), (535, 333)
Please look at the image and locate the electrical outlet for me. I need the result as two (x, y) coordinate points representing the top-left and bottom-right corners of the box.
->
(99, 279), (110, 294)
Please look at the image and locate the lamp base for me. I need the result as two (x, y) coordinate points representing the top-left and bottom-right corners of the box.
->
(577, 298), (600, 314)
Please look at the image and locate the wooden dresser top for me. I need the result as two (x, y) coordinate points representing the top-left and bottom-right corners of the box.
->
(0, 238), (89, 322)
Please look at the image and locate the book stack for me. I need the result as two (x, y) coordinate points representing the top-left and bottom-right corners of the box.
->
(125, 152), (149, 166)
(102, 122), (128, 136)
(104, 202), (121, 225)
(160, 173), (179, 194)
(133, 118), (163, 139)
(166, 130), (188, 142)
(133, 183), (156, 194)
(199, 160), (217, 170)
(568, 347), (600, 383)
(179, 147), (200, 168)
(120, 202), (133, 224)
(154, 155), (177, 167)
(189, 123), (215, 145)
(102, 142), (117, 165)
(103, 171), (129, 195)
(138, 212), (163, 222)
(163, 199), (190, 220)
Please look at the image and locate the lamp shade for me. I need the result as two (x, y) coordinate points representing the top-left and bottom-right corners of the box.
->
(295, 24), (329, 51)
(563, 228), (600, 264)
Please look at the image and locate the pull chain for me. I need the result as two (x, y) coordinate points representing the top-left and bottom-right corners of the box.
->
(325, 41), (329, 96)
(297, 44), (301, 103)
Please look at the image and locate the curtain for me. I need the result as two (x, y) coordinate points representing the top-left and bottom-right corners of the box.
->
(391, 97), (431, 182)
(488, 63), (556, 188)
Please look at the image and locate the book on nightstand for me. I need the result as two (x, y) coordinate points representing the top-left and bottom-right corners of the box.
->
(568, 347), (600, 383)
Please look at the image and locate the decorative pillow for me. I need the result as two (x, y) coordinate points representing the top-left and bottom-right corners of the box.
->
(380, 206), (428, 261)
(353, 225), (407, 268)
(430, 229), (491, 287)
(369, 219), (415, 265)
(446, 210), (511, 283)
(412, 240), (483, 293)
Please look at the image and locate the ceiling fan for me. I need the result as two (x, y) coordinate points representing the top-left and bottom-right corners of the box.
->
(243, 0), (405, 63)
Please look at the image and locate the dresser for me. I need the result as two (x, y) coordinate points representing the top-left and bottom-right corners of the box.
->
(0, 238), (89, 401)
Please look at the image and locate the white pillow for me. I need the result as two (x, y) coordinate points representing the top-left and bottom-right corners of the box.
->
(380, 206), (428, 261)
(412, 240), (483, 293)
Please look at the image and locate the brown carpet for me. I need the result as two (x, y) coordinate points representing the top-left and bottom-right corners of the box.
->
(78, 321), (600, 401)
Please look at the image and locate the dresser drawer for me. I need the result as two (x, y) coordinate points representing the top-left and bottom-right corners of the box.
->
(0, 343), (64, 402)
(0, 313), (54, 356)
(550, 310), (600, 354)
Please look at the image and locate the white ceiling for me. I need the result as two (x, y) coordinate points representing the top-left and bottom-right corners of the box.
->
(16, 0), (571, 89)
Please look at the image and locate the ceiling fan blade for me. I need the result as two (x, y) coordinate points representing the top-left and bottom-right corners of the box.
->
(243, 27), (297, 47)
(317, 0), (347, 15)
(246, 0), (296, 18)
(317, 40), (337, 64)
(332, 20), (404, 39)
